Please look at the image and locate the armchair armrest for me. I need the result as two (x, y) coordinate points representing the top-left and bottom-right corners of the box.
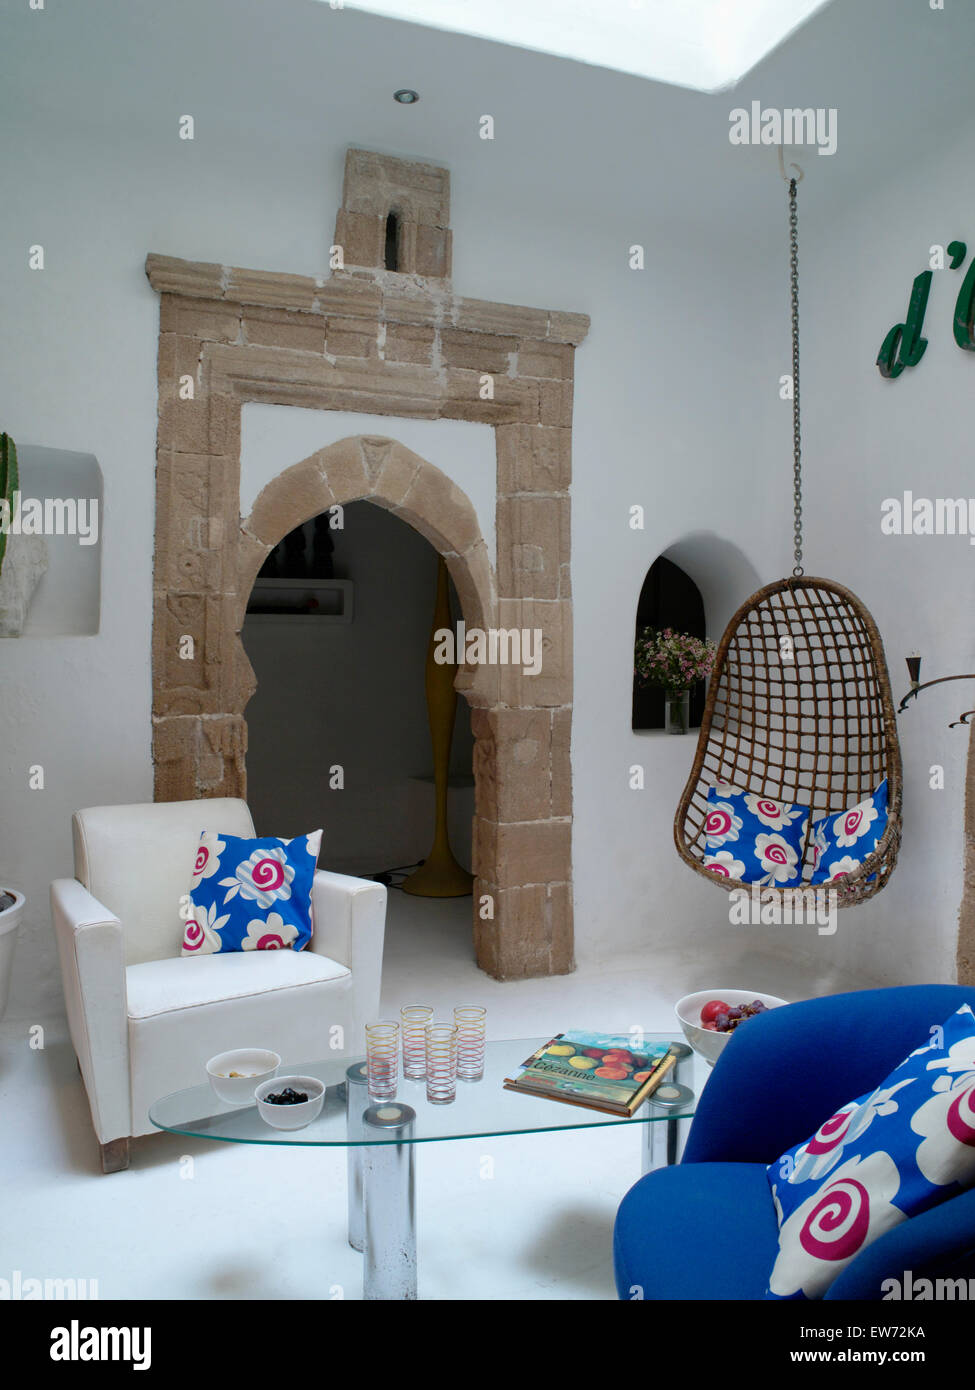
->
(683, 984), (975, 1166)
(50, 878), (130, 1144)
(308, 869), (387, 1049)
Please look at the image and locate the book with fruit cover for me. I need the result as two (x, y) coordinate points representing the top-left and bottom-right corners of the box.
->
(502, 1032), (678, 1116)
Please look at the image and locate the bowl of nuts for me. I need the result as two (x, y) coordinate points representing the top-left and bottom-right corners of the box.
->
(255, 1075), (326, 1131)
(206, 1048), (280, 1105)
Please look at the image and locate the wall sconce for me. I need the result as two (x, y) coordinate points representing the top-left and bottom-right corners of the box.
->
(906, 651), (922, 691)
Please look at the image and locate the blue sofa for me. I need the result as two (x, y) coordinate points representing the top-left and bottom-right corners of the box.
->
(614, 984), (975, 1299)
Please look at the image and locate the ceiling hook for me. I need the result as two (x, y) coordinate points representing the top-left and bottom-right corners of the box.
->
(777, 144), (804, 185)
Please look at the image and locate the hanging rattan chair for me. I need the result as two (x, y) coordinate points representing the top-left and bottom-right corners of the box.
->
(672, 168), (903, 908)
(674, 575), (903, 907)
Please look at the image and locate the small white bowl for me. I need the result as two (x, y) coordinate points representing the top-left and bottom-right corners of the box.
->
(206, 1048), (280, 1105)
(255, 1075), (326, 1131)
(675, 989), (789, 1066)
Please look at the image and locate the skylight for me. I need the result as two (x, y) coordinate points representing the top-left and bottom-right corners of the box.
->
(338, 0), (834, 94)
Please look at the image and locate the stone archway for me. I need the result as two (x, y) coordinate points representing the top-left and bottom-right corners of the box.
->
(147, 149), (587, 980)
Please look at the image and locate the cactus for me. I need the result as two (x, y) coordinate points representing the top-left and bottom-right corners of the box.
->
(0, 432), (18, 581)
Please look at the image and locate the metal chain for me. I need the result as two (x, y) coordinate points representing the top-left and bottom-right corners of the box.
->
(789, 177), (803, 577)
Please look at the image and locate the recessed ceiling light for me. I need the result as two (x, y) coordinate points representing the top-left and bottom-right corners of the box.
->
(393, 88), (420, 104)
(336, 1), (835, 94)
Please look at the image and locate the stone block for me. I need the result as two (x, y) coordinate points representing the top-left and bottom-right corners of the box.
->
(146, 255), (224, 300)
(315, 276), (383, 317)
(495, 425), (571, 495)
(497, 598), (572, 708)
(452, 297), (551, 340)
(245, 455), (336, 545)
(441, 370), (539, 424)
(160, 295), (241, 343)
(342, 149), (450, 228)
(488, 882), (574, 978)
(326, 316), (381, 359)
(382, 285), (446, 326)
(494, 818), (571, 887)
(362, 439), (421, 504)
(414, 224), (452, 278)
(383, 322), (436, 365)
(334, 209), (385, 270)
(472, 707), (554, 822)
(396, 463), (483, 555)
(152, 715), (200, 801)
(156, 333), (204, 393)
(440, 328), (517, 375)
(538, 377), (574, 427)
(497, 495), (568, 601)
(516, 340), (574, 380)
(444, 537), (495, 636)
(224, 266), (318, 311)
(197, 715), (247, 797)
(547, 310), (590, 346)
(242, 307), (326, 353)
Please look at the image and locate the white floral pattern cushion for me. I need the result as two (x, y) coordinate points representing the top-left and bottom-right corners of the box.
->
(180, 829), (322, 955)
(809, 779), (887, 884)
(703, 782), (809, 888)
(766, 1004), (975, 1299)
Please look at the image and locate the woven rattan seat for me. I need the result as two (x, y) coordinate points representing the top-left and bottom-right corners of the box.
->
(674, 576), (902, 907)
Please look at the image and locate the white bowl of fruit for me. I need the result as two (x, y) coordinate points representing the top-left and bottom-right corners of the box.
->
(675, 989), (788, 1066)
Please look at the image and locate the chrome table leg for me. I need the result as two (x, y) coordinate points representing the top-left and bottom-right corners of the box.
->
(362, 1102), (417, 1301)
(345, 1062), (369, 1252)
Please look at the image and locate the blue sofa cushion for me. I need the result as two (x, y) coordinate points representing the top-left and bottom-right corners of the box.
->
(614, 1162), (780, 1300)
(766, 1003), (975, 1299)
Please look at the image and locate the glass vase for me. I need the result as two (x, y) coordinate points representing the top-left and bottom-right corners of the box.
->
(665, 689), (691, 735)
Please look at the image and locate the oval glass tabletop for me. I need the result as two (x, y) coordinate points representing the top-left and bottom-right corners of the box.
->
(149, 1035), (705, 1146)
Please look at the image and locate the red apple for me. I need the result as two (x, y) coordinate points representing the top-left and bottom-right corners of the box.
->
(700, 999), (731, 1026)
(595, 1065), (629, 1080)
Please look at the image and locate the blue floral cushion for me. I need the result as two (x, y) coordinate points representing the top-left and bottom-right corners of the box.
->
(703, 782), (809, 888)
(809, 779), (887, 884)
(765, 1004), (975, 1299)
(180, 829), (322, 955)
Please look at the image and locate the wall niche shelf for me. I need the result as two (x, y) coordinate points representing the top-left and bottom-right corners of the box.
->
(245, 577), (354, 625)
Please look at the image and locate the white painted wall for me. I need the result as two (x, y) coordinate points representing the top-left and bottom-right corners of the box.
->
(2, 0), (974, 1018)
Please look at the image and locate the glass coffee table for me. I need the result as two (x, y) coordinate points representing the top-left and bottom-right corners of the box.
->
(150, 1034), (706, 1300)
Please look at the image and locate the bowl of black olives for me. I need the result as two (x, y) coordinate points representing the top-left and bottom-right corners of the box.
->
(255, 1075), (325, 1130)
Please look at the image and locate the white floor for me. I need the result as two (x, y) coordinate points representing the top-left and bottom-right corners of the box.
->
(0, 893), (883, 1302)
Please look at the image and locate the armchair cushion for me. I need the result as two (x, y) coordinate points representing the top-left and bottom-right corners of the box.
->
(127, 948), (348, 1019)
(181, 829), (322, 955)
(766, 1002), (975, 1299)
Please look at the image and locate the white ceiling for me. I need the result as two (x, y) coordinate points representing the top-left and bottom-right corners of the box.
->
(334, 0), (836, 93)
(3, 0), (974, 258)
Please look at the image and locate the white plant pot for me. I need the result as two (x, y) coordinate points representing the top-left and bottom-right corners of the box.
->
(0, 891), (24, 1023)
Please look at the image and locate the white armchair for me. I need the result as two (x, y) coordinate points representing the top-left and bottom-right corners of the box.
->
(51, 798), (386, 1172)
